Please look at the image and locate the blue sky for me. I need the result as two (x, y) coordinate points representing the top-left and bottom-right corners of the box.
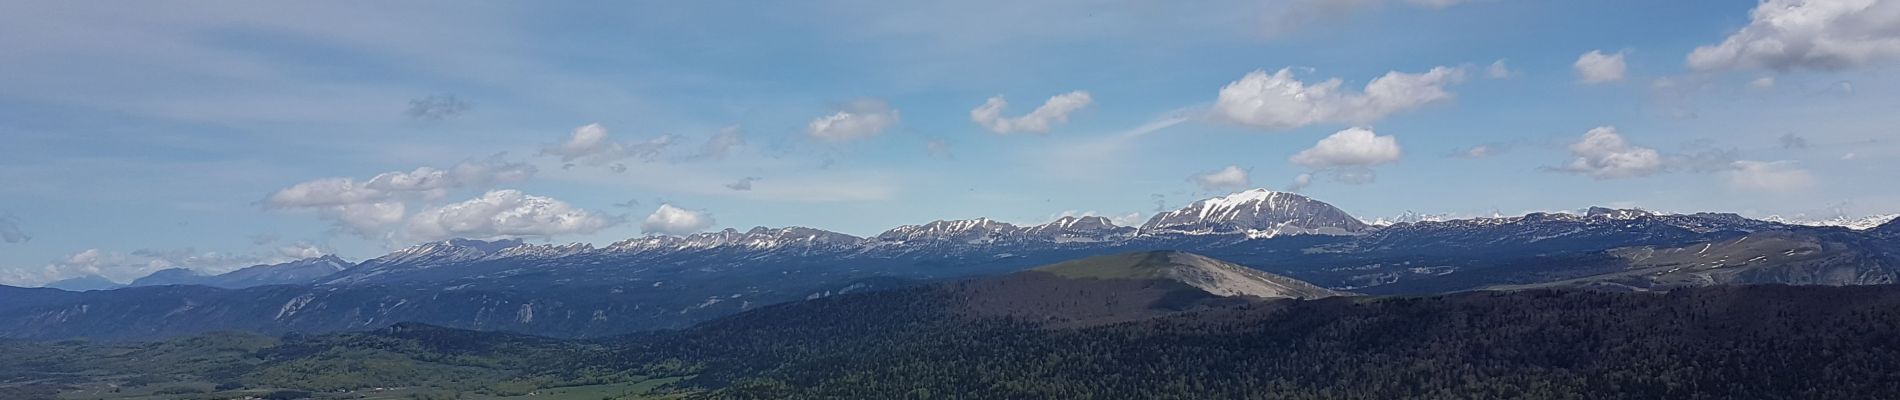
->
(3, 0), (1899, 286)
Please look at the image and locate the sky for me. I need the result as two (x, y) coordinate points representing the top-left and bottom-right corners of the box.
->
(3, 0), (1899, 286)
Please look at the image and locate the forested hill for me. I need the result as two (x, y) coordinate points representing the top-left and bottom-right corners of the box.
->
(11, 284), (1900, 399)
(634, 284), (1900, 399)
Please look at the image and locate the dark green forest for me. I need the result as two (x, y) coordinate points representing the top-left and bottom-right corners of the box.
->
(625, 284), (1900, 399)
(11, 284), (1900, 399)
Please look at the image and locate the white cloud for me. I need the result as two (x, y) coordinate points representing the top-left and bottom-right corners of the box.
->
(1485, 59), (1515, 79)
(1575, 50), (1628, 83)
(268, 177), (388, 208)
(1109, 212), (1146, 227)
(1727, 160), (1817, 192)
(1291, 127), (1404, 168)
(328, 201), (408, 234)
(543, 123), (677, 169)
(1556, 126), (1664, 179)
(970, 90), (1093, 134)
(1283, 128), (1401, 188)
(1213, 66), (1467, 130)
(363, 157), (536, 199)
(1192, 165), (1253, 191)
(1287, 173), (1315, 192)
(266, 157), (536, 235)
(641, 203), (716, 235)
(406, 189), (619, 241)
(1688, 0), (1900, 72)
(266, 177), (407, 235)
(808, 99), (900, 141)
(277, 242), (328, 259)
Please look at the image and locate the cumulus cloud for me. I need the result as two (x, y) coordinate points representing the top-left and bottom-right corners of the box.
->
(268, 177), (389, 209)
(1727, 160), (1817, 192)
(363, 157), (537, 198)
(406, 189), (620, 242)
(1688, 0), (1900, 72)
(0, 214), (29, 243)
(725, 176), (761, 191)
(970, 91), (1094, 134)
(405, 94), (471, 120)
(1286, 173), (1315, 192)
(641, 204), (716, 235)
(277, 242), (327, 259)
(328, 201), (409, 234)
(265, 178), (407, 234)
(808, 99), (900, 141)
(1213, 66), (1467, 130)
(1283, 128), (1401, 187)
(543, 123), (677, 169)
(1575, 50), (1628, 83)
(266, 156), (536, 235)
(1191, 165), (1253, 191)
(1554, 126), (1665, 179)
(1291, 127), (1404, 168)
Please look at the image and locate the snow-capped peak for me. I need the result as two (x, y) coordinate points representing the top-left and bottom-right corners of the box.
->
(1365, 211), (1459, 227)
(875, 218), (1022, 243)
(1763, 213), (1900, 231)
(1023, 216), (1136, 243)
(1141, 188), (1369, 236)
(1585, 207), (1654, 220)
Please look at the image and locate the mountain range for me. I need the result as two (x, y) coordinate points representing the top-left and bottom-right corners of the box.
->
(3, 188), (1897, 341)
(16, 253), (1900, 399)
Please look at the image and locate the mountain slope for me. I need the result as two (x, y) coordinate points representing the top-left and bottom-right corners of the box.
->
(1487, 229), (1900, 292)
(937, 251), (1346, 327)
(20, 282), (1900, 399)
(127, 268), (204, 287)
(210, 255), (351, 288)
(128, 256), (351, 289)
(12, 189), (1895, 342)
(1140, 189), (1370, 236)
(1030, 251), (1346, 299)
(41, 275), (122, 291)
(611, 284), (1900, 399)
